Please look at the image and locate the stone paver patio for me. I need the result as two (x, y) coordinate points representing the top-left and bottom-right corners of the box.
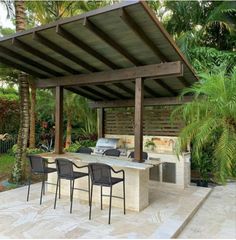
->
(0, 182), (211, 239)
(178, 182), (236, 239)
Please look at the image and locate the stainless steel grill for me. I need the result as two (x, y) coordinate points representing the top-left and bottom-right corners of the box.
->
(94, 138), (127, 156)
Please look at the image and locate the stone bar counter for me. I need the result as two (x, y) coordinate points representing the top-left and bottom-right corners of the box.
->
(40, 152), (155, 212)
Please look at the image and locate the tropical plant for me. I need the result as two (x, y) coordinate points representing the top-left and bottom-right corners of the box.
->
(172, 68), (236, 183)
(145, 139), (156, 151)
(64, 141), (81, 153)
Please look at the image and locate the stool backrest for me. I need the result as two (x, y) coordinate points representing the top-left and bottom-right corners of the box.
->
(128, 151), (148, 160)
(89, 163), (112, 185)
(55, 158), (74, 179)
(76, 147), (93, 154)
(103, 149), (120, 157)
(28, 155), (46, 173)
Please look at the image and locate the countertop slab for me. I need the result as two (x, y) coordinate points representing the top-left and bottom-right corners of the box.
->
(40, 152), (155, 170)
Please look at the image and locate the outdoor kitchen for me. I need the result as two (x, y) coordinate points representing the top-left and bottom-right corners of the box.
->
(94, 135), (190, 189)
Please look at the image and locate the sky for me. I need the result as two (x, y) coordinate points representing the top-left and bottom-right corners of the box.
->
(0, 3), (15, 29)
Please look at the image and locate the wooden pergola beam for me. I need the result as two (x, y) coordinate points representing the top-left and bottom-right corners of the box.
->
(54, 86), (64, 154)
(89, 96), (193, 108)
(35, 61), (183, 88)
(134, 77), (144, 162)
(12, 38), (79, 75)
(83, 17), (142, 66)
(0, 55), (47, 78)
(97, 108), (105, 138)
(0, 45), (61, 77)
(33, 32), (98, 72)
(56, 25), (119, 70)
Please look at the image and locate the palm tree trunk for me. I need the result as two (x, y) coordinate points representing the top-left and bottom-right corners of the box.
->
(11, 0), (30, 184)
(65, 115), (72, 148)
(29, 80), (36, 149)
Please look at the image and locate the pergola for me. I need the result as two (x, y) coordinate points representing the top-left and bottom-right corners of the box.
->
(0, 1), (198, 162)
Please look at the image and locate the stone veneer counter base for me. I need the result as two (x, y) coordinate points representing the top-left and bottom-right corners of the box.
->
(0, 182), (211, 239)
(42, 152), (153, 212)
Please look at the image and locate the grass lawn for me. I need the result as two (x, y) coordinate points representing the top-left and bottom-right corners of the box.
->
(0, 153), (15, 181)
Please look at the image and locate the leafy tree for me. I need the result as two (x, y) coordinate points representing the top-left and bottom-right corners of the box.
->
(161, 1), (236, 71)
(173, 69), (236, 183)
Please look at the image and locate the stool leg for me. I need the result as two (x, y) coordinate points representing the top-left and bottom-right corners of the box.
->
(27, 173), (31, 201)
(88, 176), (90, 207)
(43, 174), (46, 195)
(70, 180), (75, 214)
(40, 175), (45, 205)
(54, 176), (59, 209)
(101, 185), (103, 210)
(59, 178), (61, 199)
(108, 186), (113, 224)
(89, 184), (93, 220)
(123, 180), (126, 215)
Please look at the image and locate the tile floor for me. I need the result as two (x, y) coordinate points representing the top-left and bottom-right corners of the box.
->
(0, 182), (211, 239)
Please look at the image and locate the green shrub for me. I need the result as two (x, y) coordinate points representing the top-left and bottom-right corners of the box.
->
(79, 139), (96, 147)
(8, 144), (45, 156)
(64, 141), (81, 153)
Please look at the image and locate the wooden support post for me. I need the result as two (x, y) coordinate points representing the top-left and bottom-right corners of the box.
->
(54, 86), (64, 154)
(97, 108), (104, 139)
(134, 77), (144, 162)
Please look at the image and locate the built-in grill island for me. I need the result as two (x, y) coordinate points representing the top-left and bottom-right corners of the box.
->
(94, 138), (127, 156)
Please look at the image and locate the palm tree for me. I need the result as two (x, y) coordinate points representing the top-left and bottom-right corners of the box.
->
(172, 69), (236, 183)
(29, 77), (36, 149)
(2, 0), (30, 183)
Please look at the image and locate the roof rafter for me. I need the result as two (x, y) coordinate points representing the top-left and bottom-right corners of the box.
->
(119, 8), (167, 62)
(0, 55), (47, 78)
(144, 84), (161, 97)
(113, 83), (134, 96)
(80, 86), (113, 100)
(65, 87), (101, 100)
(33, 32), (98, 72)
(56, 25), (119, 70)
(153, 79), (176, 96)
(0, 45), (61, 77)
(119, 8), (190, 87)
(12, 38), (79, 75)
(131, 81), (161, 98)
(96, 85), (127, 99)
(83, 17), (142, 66)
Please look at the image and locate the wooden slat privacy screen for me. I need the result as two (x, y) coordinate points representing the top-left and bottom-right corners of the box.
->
(104, 106), (183, 136)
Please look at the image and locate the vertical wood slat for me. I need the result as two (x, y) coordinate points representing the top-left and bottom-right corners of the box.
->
(104, 106), (183, 136)
(97, 108), (104, 138)
(134, 77), (144, 163)
(54, 86), (64, 154)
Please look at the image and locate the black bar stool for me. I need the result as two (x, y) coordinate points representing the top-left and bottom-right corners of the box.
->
(88, 163), (125, 224)
(54, 158), (90, 213)
(103, 149), (121, 157)
(76, 147), (93, 154)
(27, 155), (57, 205)
(128, 151), (148, 160)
